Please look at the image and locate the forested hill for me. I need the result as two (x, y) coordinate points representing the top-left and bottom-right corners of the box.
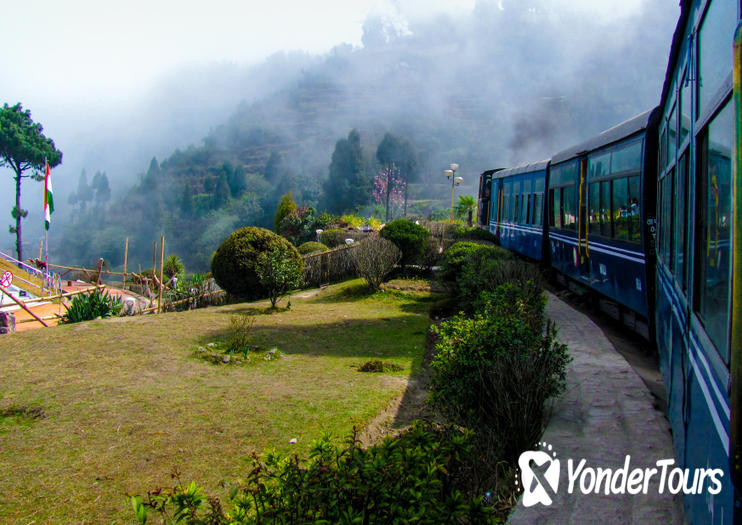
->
(53, 1), (677, 273)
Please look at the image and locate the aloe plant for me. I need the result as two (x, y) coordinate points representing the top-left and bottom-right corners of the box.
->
(60, 289), (122, 324)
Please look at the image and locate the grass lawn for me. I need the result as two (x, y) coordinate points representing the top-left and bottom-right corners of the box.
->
(0, 279), (434, 523)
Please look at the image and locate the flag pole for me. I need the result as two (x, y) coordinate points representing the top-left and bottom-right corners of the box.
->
(44, 158), (49, 294)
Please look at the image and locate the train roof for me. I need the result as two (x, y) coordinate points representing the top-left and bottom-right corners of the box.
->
(492, 159), (550, 179)
(551, 108), (657, 164)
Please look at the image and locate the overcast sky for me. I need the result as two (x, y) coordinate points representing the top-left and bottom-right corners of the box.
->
(3, 0), (651, 108)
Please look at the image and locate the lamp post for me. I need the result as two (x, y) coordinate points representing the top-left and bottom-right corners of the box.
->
(444, 163), (462, 223)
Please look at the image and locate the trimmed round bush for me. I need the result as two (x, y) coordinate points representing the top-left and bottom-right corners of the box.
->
(211, 227), (302, 298)
(297, 241), (329, 255)
(379, 219), (430, 267)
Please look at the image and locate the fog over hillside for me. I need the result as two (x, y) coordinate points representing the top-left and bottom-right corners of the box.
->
(0, 0), (680, 266)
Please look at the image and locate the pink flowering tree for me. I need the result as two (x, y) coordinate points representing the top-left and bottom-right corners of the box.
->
(373, 164), (404, 222)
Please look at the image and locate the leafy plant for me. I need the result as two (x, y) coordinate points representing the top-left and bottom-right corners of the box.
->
(226, 314), (255, 356)
(132, 422), (497, 524)
(255, 246), (304, 308)
(349, 237), (401, 291)
(339, 214), (364, 228)
(60, 289), (122, 324)
(163, 254), (185, 280)
(211, 227), (301, 299)
(430, 283), (569, 462)
(274, 191), (297, 232)
(438, 241), (511, 282)
(379, 219), (430, 268)
(297, 241), (329, 255)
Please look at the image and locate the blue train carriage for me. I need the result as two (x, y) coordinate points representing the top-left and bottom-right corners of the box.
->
(546, 108), (660, 338)
(655, 0), (741, 522)
(485, 161), (549, 261)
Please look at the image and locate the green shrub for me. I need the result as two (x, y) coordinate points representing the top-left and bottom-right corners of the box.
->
(255, 245), (304, 307)
(132, 422), (496, 524)
(379, 219), (430, 267)
(453, 226), (498, 243)
(226, 314), (255, 356)
(163, 254), (185, 280)
(455, 257), (544, 316)
(211, 227), (301, 298)
(60, 289), (122, 324)
(439, 241), (511, 282)
(430, 284), (569, 462)
(339, 214), (364, 228)
(274, 192), (297, 232)
(297, 241), (329, 255)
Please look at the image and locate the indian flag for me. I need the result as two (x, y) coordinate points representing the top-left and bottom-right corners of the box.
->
(44, 160), (54, 230)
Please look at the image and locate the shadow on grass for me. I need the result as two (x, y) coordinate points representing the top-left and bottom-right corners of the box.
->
(217, 305), (290, 316)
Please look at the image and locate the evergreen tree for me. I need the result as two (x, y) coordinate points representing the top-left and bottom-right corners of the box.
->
(323, 129), (369, 214)
(0, 103), (62, 261)
(214, 172), (230, 208)
(91, 171), (111, 207)
(76, 169), (94, 210)
(144, 157), (160, 188)
(275, 192), (297, 232)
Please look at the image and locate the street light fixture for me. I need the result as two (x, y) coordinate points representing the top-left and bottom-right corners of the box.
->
(444, 163), (461, 223)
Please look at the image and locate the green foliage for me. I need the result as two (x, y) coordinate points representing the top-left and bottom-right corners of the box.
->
(379, 219), (430, 267)
(455, 258), (544, 317)
(274, 191), (297, 232)
(163, 254), (185, 280)
(455, 195), (477, 224)
(323, 129), (370, 214)
(430, 285), (569, 462)
(452, 225), (498, 243)
(439, 241), (511, 282)
(211, 227), (300, 298)
(226, 314), (255, 356)
(339, 214), (364, 228)
(255, 244), (304, 307)
(297, 241), (329, 255)
(0, 103), (62, 261)
(60, 289), (122, 324)
(132, 422), (497, 524)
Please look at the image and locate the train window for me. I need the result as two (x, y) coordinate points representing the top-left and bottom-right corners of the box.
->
(601, 181), (611, 237)
(534, 193), (543, 226)
(535, 176), (545, 193)
(526, 194), (532, 224)
(659, 126), (667, 170)
(562, 186), (577, 231)
(680, 67), (691, 145)
(612, 178), (630, 241)
(668, 104), (677, 164)
(589, 151), (610, 179)
(627, 176), (641, 243)
(660, 171), (674, 269)
(674, 153), (689, 292)
(697, 0), (736, 116)
(551, 162), (578, 187)
(588, 183), (601, 237)
(514, 194), (520, 223)
(611, 140), (643, 174)
(551, 189), (562, 229)
(695, 101), (733, 361)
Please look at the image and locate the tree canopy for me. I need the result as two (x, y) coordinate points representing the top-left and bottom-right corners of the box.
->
(323, 129), (370, 214)
(0, 103), (62, 261)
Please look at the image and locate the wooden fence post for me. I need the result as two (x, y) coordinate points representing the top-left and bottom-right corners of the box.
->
(158, 236), (165, 314)
(123, 237), (129, 290)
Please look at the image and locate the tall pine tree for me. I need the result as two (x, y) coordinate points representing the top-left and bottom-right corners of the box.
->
(323, 129), (370, 214)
